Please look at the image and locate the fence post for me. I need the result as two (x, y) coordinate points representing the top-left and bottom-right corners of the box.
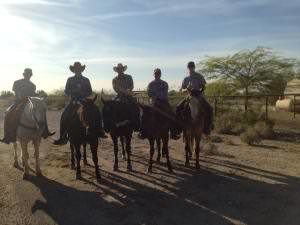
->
(265, 96), (269, 121)
(294, 95), (296, 119)
(214, 97), (217, 117)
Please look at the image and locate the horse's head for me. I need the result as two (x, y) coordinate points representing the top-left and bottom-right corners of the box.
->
(186, 95), (205, 123)
(22, 97), (47, 130)
(77, 95), (98, 128)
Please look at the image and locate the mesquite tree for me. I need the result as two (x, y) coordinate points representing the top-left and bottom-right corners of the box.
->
(200, 47), (297, 111)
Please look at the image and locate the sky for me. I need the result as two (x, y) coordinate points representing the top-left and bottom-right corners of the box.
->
(0, 0), (300, 92)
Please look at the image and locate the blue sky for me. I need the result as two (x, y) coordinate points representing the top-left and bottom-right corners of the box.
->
(0, 0), (299, 92)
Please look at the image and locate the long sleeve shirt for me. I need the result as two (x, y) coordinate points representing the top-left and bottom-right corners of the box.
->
(147, 79), (169, 101)
(112, 74), (134, 95)
(65, 75), (92, 100)
(181, 72), (206, 90)
(12, 79), (36, 100)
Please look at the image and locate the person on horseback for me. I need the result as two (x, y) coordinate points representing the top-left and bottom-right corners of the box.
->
(176, 61), (214, 135)
(139, 68), (181, 140)
(1, 68), (54, 144)
(53, 62), (107, 145)
(112, 63), (140, 131)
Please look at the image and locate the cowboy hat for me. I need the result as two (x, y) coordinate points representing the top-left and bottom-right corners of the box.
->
(70, 62), (86, 73)
(113, 63), (127, 73)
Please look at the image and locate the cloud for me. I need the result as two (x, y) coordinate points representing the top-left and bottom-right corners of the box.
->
(0, 0), (75, 6)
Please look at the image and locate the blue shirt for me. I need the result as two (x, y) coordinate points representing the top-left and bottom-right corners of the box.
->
(181, 72), (206, 90)
(147, 79), (169, 101)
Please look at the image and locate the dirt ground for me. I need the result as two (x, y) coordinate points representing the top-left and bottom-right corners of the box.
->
(1, 106), (300, 225)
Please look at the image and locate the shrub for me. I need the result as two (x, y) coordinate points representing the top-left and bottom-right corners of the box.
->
(254, 121), (275, 139)
(215, 111), (243, 134)
(240, 127), (262, 145)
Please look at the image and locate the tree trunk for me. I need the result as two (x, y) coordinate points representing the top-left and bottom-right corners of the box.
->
(244, 87), (249, 112)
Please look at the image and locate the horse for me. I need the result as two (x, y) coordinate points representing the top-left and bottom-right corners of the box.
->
(101, 97), (134, 172)
(12, 97), (49, 179)
(180, 90), (205, 169)
(67, 96), (101, 181)
(140, 101), (174, 173)
(70, 142), (87, 169)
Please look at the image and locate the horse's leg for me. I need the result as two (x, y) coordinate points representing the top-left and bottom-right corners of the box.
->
(125, 134), (133, 172)
(20, 140), (30, 179)
(74, 143), (82, 179)
(120, 136), (126, 160)
(189, 137), (193, 159)
(195, 137), (201, 169)
(13, 142), (18, 168)
(163, 137), (173, 173)
(112, 136), (119, 171)
(184, 134), (190, 167)
(147, 138), (155, 173)
(83, 142), (88, 166)
(90, 139), (101, 182)
(33, 138), (42, 177)
(70, 143), (75, 170)
(156, 138), (161, 163)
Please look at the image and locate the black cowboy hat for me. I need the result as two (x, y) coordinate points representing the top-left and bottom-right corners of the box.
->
(113, 63), (127, 73)
(70, 62), (86, 73)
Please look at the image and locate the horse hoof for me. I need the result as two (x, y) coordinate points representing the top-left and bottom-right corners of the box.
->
(127, 165), (133, 172)
(36, 172), (43, 177)
(156, 158), (161, 163)
(83, 160), (88, 166)
(76, 173), (82, 180)
(113, 166), (118, 172)
(71, 165), (76, 170)
(196, 164), (200, 170)
(147, 168), (152, 173)
(23, 173), (29, 180)
(185, 162), (190, 167)
(13, 162), (19, 168)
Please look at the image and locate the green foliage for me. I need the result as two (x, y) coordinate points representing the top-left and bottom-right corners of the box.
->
(0, 90), (14, 97)
(36, 90), (48, 97)
(205, 80), (236, 96)
(240, 128), (262, 145)
(200, 47), (297, 98)
(51, 88), (65, 96)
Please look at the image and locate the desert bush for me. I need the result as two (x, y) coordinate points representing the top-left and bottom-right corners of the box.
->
(0, 90), (14, 97)
(46, 95), (67, 110)
(254, 121), (275, 139)
(240, 127), (262, 145)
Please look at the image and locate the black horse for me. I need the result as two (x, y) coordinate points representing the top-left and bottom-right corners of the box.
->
(140, 101), (174, 173)
(67, 96), (101, 181)
(101, 97), (135, 172)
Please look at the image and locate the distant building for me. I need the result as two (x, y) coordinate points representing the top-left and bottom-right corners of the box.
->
(276, 79), (300, 112)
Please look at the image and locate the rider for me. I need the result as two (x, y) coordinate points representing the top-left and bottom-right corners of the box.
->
(0, 68), (54, 144)
(176, 61), (214, 135)
(112, 63), (140, 131)
(139, 68), (181, 140)
(53, 62), (107, 145)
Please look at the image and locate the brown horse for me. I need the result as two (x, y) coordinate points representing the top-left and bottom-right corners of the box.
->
(140, 101), (174, 173)
(101, 97), (134, 172)
(179, 90), (205, 169)
(67, 96), (101, 181)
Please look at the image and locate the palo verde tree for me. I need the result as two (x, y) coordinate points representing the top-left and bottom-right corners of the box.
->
(199, 47), (297, 111)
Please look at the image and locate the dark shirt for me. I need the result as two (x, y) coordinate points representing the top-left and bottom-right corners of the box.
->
(112, 74), (134, 96)
(147, 79), (169, 101)
(12, 79), (36, 100)
(181, 72), (206, 91)
(65, 75), (92, 100)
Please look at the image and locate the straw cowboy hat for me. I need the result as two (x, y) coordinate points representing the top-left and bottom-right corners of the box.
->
(70, 62), (86, 73)
(113, 63), (127, 73)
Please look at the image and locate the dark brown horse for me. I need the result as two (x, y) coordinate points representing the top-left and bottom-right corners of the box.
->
(67, 96), (101, 181)
(101, 97), (134, 172)
(140, 101), (174, 173)
(179, 90), (205, 169)
(70, 142), (87, 169)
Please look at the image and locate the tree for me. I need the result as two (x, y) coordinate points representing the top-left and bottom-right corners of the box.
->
(200, 47), (297, 111)
(0, 90), (14, 97)
(36, 90), (48, 97)
(205, 80), (236, 96)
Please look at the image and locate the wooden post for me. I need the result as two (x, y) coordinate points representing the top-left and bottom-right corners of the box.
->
(265, 96), (269, 121)
(294, 95), (296, 119)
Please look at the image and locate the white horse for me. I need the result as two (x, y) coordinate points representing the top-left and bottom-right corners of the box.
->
(12, 97), (48, 179)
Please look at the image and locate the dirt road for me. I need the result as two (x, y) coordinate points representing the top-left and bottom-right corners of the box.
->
(1, 110), (300, 225)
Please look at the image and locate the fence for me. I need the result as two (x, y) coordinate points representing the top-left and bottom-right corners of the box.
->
(133, 91), (300, 120)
